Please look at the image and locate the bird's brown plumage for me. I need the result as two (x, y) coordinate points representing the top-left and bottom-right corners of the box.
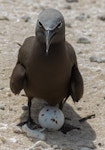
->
(10, 36), (83, 105)
(10, 8), (84, 129)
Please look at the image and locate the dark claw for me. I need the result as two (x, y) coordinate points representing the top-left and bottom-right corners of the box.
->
(27, 119), (40, 130)
(60, 123), (80, 134)
(17, 119), (40, 130)
(17, 121), (28, 127)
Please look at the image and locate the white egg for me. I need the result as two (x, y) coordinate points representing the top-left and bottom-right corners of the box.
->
(38, 106), (64, 131)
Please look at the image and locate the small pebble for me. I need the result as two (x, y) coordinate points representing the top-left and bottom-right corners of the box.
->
(98, 15), (105, 21)
(9, 107), (13, 111)
(21, 16), (31, 22)
(98, 142), (104, 147)
(77, 107), (82, 111)
(75, 13), (90, 21)
(66, 0), (78, 2)
(22, 105), (28, 110)
(64, 5), (72, 9)
(90, 56), (105, 63)
(0, 106), (5, 110)
(65, 22), (72, 28)
(7, 92), (12, 97)
(77, 37), (91, 44)
(0, 16), (9, 21)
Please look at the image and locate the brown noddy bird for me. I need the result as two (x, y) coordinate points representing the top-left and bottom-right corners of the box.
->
(10, 8), (84, 131)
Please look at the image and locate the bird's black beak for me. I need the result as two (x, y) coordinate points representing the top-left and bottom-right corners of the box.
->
(45, 30), (53, 55)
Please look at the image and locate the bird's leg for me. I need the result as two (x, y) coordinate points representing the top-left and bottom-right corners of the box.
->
(27, 98), (33, 123)
(26, 98), (40, 129)
(27, 98), (34, 127)
(59, 101), (63, 110)
(59, 97), (67, 110)
(59, 97), (80, 134)
(17, 98), (40, 129)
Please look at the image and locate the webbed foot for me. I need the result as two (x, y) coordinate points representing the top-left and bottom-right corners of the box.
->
(17, 118), (40, 130)
(60, 123), (80, 134)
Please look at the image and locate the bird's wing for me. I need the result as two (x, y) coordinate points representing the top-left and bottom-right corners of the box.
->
(10, 63), (26, 95)
(70, 65), (84, 102)
(66, 42), (84, 102)
(10, 41), (27, 95)
(10, 36), (35, 95)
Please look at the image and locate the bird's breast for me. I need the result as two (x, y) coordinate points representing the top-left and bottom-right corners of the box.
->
(24, 53), (72, 103)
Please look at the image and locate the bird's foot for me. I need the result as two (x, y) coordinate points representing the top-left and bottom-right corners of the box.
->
(27, 118), (40, 130)
(17, 118), (40, 130)
(60, 123), (80, 134)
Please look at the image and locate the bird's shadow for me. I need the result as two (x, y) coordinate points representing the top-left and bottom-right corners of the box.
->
(19, 98), (96, 149)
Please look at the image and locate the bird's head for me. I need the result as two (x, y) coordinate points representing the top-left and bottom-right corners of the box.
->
(35, 8), (65, 55)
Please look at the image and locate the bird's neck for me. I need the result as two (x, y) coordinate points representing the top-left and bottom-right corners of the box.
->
(35, 39), (65, 56)
(51, 40), (65, 48)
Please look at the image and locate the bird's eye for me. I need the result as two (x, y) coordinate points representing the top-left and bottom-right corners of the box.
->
(38, 21), (43, 28)
(57, 22), (62, 28)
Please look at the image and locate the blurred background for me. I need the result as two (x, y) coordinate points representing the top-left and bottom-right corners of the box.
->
(0, 0), (105, 150)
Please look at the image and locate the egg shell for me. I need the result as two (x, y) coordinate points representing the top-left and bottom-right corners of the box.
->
(38, 106), (64, 131)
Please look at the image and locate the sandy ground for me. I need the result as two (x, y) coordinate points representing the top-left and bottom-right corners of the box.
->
(0, 0), (105, 149)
